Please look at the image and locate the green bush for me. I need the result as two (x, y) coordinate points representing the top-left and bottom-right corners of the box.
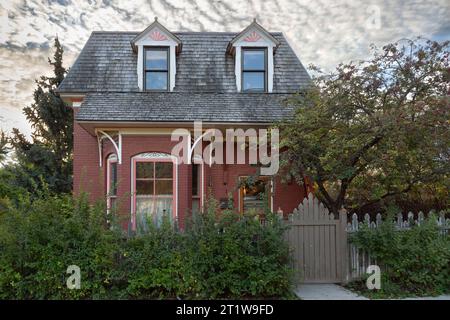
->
(121, 199), (292, 299)
(183, 203), (292, 299)
(120, 216), (194, 299)
(0, 191), (121, 299)
(350, 214), (450, 297)
(0, 192), (292, 299)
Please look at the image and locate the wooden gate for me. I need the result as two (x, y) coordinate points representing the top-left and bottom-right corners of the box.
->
(285, 194), (348, 283)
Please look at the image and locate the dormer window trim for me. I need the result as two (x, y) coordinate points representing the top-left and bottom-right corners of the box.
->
(241, 47), (268, 93)
(132, 18), (181, 92)
(143, 46), (170, 92)
(228, 19), (279, 93)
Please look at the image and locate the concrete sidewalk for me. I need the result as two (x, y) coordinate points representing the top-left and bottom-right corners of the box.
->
(295, 284), (450, 300)
(295, 284), (368, 300)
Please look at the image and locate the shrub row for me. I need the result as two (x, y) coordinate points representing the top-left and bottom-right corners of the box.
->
(350, 214), (450, 297)
(0, 193), (292, 299)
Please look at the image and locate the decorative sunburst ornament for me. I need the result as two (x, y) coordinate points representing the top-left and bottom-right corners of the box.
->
(244, 31), (262, 42)
(149, 29), (167, 41)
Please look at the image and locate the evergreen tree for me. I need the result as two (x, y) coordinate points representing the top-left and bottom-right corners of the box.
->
(0, 130), (9, 164)
(9, 38), (73, 193)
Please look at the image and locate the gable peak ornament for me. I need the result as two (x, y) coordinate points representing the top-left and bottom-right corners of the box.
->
(149, 29), (167, 41)
(244, 31), (262, 42)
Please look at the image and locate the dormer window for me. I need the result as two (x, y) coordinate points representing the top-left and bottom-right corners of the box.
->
(242, 48), (267, 92)
(131, 18), (182, 92)
(144, 47), (169, 91)
(227, 19), (280, 93)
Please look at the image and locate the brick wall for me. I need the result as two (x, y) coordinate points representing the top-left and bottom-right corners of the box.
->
(74, 127), (307, 228)
(73, 108), (104, 202)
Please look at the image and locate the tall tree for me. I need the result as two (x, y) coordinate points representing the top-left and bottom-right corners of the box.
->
(9, 38), (73, 193)
(0, 131), (9, 164)
(279, 39), (449, 214)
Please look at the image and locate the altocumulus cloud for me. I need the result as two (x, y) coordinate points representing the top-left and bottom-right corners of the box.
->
(0, 0), (449, 136)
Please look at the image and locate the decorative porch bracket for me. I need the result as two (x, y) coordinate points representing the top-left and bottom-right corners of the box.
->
(189, 129), (217, 166)
(96, 130), (122, 167)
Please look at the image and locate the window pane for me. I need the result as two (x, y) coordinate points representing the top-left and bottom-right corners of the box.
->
(243, 72), (265, 91)
(155, 180), (173, 195)
(146, 72), (168, 90)
(242, 178), (269, 212)
(109, 162), (117, 196)
(136, 180), (154, 195)
(110, 197), (117, 211)
(145, 49), (167, 70)
(192, 164), (199, 196)
(155, 162), (173, 178)
(136, 162), (153, 179)
(192, 198), (200, 213)
(243, 50), (265, 70)
(136, 197), (173, 231)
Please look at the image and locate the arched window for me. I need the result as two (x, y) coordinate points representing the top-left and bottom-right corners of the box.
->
(131, 152), (178, 231)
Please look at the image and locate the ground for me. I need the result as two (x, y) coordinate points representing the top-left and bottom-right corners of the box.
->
(295, 284), (450, 300)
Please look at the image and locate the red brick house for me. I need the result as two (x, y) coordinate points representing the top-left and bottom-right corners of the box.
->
(57, 19), (311, 231)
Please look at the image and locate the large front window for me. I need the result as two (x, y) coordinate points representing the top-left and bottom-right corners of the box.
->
(144, 47), (169, 91)
(242, 48), (267, 92)
(134, 160), (174, 230)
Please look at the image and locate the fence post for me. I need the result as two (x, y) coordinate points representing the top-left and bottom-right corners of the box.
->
(339, 208), (349, 284)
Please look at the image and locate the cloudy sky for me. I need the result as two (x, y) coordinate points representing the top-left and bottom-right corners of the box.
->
(0, 0), (449, 137)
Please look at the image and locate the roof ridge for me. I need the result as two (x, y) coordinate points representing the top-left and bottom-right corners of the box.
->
(85, 91), (296, 95)
(90, 31), (283, 35)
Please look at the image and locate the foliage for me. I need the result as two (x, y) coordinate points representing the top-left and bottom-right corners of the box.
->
(0, 190), (121, 299)
(185, 199), (291, 298)
(350, 214), (450, 297)
(279, 38), (450, 214)
(6, 37), (73, 194)
(0, 193), (292, 299)
(0, 131), (9, 164)
(121, 197), (292, 299)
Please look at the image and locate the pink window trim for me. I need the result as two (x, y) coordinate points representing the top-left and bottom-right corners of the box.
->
(132, 157), (177, 230)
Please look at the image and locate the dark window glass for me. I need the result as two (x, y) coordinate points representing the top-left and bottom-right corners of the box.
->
(192, 164), (199, 196)
(155, 162), (173, 178)
(135, 161), (173, 196)
(136, 180), (154, 195)
(136, 162), (153, 179)
(155, 180), (173, 195)
(144, 48), (168, 91)
(242, 48), (266, 92)
(110, 162), (117, 196)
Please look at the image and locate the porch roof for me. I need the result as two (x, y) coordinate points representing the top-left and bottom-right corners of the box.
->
(75, 92), (297, 123)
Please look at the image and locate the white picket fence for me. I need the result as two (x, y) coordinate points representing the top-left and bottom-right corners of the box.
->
(345, 211), (449, 281)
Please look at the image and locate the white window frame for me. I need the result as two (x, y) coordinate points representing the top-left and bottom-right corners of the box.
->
(135, 30), (177, 92)
(130, 152), (178, 230)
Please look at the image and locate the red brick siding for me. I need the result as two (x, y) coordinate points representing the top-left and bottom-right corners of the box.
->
(74, 128), (307, 228)
(73, 109), (104, 202)
(117, 135), (191, 228)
